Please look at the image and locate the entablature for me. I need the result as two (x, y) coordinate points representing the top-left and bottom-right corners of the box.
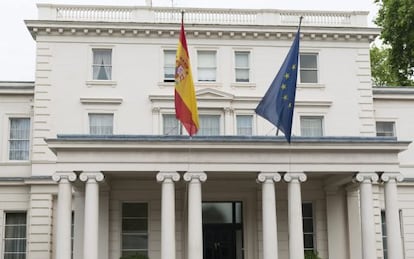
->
(25, 20), (379, 43)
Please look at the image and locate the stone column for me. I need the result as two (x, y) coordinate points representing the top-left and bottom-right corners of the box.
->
(284, 172), (307, 259)
(79, 172), (104, 259)
(381, 172), (404, 259)
(183, 171), (207, 259)
(52, 172), (77, 259)
(257, 172), (281, 259)
(355, 172), (378, 259)
(157, 172), (181, 259)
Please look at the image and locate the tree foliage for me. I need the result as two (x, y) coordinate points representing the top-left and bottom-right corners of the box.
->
(375, 0), (414, 86)
(370, 45), (400, 86)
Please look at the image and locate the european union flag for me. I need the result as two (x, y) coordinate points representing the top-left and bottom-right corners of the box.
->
(255, 23), (301, 143)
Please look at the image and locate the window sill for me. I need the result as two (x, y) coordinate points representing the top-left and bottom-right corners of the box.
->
(231, 82), (256, 88)
(298, 83), (325, 89)
(86, 80), (117, 87)
(158, 82), (175, 88)
(195, 82), (222, 88)
(0, 161), (31, 165)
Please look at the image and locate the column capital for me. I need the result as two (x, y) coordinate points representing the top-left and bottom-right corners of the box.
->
(257, 172), (281, 183)
(183, 171), (207, 183)
(52, 172), (77, 183)
(79, 172), (104, 183)
(157, 171), (180, 183)
(283, 172), (307, 183)
(354, 172), (379, 183)
(381, 172), (404, 183)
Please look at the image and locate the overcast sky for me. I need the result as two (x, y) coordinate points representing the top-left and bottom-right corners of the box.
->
(0, 0), (379, 81)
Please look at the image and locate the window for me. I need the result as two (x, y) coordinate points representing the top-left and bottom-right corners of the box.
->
(376, 121), (395, 137)
(164, 50), (176, 82)
(163, 114), (181, 135)
(71, 212), (74, 259)
(198, 51), (216, 82)
(4, 212), (27, 259)
(235, 51), (250, 82)
(122, 203), (148, 257)
(89, 114), (113, 135)
(381, 209), (405, 259)
(198, 115), (220, 136)
(302, 203), (314, 252)
(9, 118), (30, 160)
(381, 210), (388, 259)
(92, 49), (112, 80)
(300, 116), (323, 137)
(236, 115), (253, 136)
(300, 53), (318, 83)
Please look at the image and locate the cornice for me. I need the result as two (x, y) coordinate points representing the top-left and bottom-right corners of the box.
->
(25, 20), (379, 43)
(0, 81), (35, 95)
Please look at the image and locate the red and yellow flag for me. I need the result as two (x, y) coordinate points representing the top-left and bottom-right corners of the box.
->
(175, 18), (199, 136)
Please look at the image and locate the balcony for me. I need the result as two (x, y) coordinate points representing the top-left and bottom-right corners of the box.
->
(37, 3), (369, 27)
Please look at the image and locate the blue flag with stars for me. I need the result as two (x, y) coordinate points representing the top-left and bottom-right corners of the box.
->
(255, 23), (301, 143)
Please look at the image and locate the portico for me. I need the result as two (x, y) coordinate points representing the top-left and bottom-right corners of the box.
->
(48, 135), (408, 259)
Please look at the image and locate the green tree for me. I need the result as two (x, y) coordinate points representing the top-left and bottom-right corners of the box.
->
(370, 44), (400, 86)
(375, 0), (414, 86)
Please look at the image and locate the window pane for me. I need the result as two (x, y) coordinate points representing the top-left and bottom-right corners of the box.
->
(122, 203), (148, 217)
(163, 114), (180, 135)
(376, 121), (395, 137)
(236, 115), (253, 136)
(302, 203), (313, 218)
(235, 52), (249, 67)
(164, 50), (176, 82)
(198, 115), (220, 136)
(300, 117), (323, 137)
(122, 219), (148, 233)
(304, 234), (314, 249)
(122, 234), (148, 249)
(89, 114), (113, 135)
(198, 51), (216, 82)
(92, 49), (112, 80)
(303, 219), (314, 233)
(9, 118), (30, 160)
(300, 70), (318, 84)
(203, 202), (233, 224)
(300, 54), (317, 69)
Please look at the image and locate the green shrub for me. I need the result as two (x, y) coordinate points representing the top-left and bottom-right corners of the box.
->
(305, 250), (322, 259)
(120, 254), (149, 259)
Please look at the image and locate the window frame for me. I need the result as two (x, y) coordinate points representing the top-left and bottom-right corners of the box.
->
(302, 202), (315, 252)
(162, 114), (182, 135)
(88, 113), (114, 135)
(92, 48), (113, 81)
(8, 117), (31, 161)
(235, 114), (253, 136)
(197, 114), (222, 136)
(299, 53), (319, 84)
(234, 51), (251, 83)
(197, 50), (217, 82)
(3, 211), (28, 259)
(121, 202), (149, 257)
(300, 116), (324, 137)
(376, 121), (396, 137)
(163, 49), (176, 83)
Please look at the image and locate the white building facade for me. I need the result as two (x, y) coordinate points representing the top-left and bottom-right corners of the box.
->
(0, 3), (413, 259)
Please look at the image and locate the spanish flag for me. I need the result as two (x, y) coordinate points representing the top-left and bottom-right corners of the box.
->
(175, 16), (199, 136)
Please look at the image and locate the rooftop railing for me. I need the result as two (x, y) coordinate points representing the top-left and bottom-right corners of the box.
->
(37, 4), (368, 27)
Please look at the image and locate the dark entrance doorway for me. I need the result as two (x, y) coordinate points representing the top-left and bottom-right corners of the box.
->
(202, 202), (244, 259)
